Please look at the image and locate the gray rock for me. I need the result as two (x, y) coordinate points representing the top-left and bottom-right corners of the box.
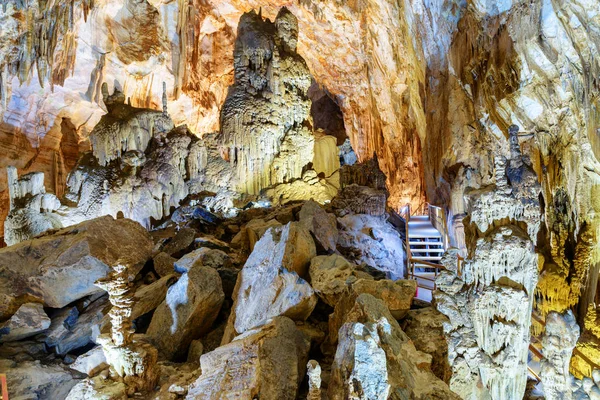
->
(299, 200), (338, 253)
(147, 265), (224, 360)
(0, 358), (80, 400)
(223, 222), (317, 343)
(0, 303), (50, 343)
(186, 317), (310, 400)
(69, 346), (107, 376)
(0, 216), (152, 319)
(45, 295), (108, 355)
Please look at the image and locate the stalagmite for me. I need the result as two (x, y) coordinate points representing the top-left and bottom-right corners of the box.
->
(306, 360), (322, 400)
(95, 264), (159, 393)
(541, 311), (580, 400)
(436, 125), (542, 400)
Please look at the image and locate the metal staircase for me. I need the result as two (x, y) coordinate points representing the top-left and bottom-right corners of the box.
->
(401, 203), (455, 302)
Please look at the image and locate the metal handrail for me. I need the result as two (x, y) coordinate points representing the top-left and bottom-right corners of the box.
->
(402, 203), (459, 291)
(530, 313), (600, 378)
(426, 202), (450, 250)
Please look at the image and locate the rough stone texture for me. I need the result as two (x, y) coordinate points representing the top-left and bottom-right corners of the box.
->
(45, 296), (108, 356)
(435, 145), (542, 400)
(153, 252), (177, 277)
(328, 294), (459, 399)
(4, 166), (62, 245)
(0, 215), (151, 320)
(0, 358), (80, 400)
(130, 273), (178, 321)
(331, 185), (387, 217)
(186, 317), (309, 400)
(299, 200), (338, 253)
(352, 279), (416, 320)
(541, 310), (580, 400)
(66, 375), (127, 400)
(95, 264), (160, 394)
(0, 302), (50, 343)
(147, 265), (224, 360)
(224, 222), (317, 342)
(337, 214), (405, 280)
(309, 254), (369, 307)
(402, 307), (452, 383)
(219, 8), (314, 196)
(70, 346), (108, 377)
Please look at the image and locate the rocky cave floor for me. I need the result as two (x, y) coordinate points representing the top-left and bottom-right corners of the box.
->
(1, 192), (466, 399)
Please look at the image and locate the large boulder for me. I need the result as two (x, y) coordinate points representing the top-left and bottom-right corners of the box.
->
(0, 303), (50, 343)
(0, 216), (153, 320)
(309, 254), (415, 317)
(146, 265), (224, 360)
(401, 307), (452, 382)
(352, 278), (416, 319)
(337, 214), (405, 280)
(328, 294), (459, 399)
(0, 359), (80, 400)
(309, 254), (371, 307)
(299, 200), (338, 253)
(186, 317), (310, 400)
(223, 222), (317, 342)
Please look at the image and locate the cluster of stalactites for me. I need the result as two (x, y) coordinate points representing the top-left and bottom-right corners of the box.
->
(90, 82), (175, 166)
(9, 0), (94, 91)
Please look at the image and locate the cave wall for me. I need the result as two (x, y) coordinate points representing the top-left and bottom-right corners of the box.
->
(0, 0), (431, 242)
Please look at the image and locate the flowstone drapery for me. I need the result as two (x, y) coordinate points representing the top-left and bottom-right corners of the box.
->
(436, 125), (542, 400)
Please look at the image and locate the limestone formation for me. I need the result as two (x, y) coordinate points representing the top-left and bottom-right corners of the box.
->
(4, 166), (62, 245)
(224, 222), (317, 342)
(3, 1), (600, 399)
(94, 264), (159, 393)
(0, 303), (50, 343)
(146, 265), (224, 360)
(219, 8), (313, 196)
(541, 311), (580, 400)
(306, 360), (322, 400)
(0, 215), (152, 319)
(186, 317), (310, 400)
(435, 138), (542, 399)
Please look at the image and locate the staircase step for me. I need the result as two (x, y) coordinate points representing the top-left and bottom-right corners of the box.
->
(408, 233), (443, 239)
(411, 256), (442, 261)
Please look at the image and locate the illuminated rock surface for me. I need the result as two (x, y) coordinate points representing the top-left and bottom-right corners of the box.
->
(2, 0), (600, 399)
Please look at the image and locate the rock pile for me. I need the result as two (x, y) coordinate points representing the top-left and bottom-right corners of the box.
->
(0, 182), (456, 399)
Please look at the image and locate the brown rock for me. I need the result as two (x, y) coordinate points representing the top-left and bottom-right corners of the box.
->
(352, 278), (416, 319)
(0, 216), (152, 319)
(147, 265), (224, 360)
(402, 307), (452, 383)
(187, 317), (309, 400)
(153, 252), (177, 277)
(299, 200), (339, 253)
